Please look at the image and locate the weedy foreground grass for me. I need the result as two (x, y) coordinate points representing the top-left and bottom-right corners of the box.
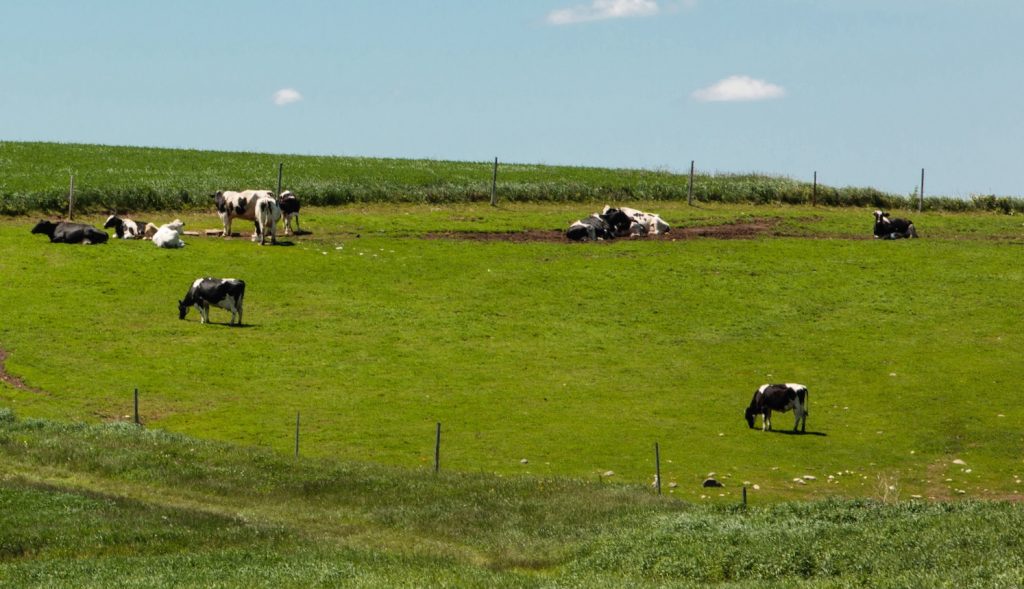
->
(2, 410), (1023, 587)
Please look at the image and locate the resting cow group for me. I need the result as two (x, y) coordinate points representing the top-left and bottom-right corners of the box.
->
(29, 188), (301, 326)
(566, 206), (670, 241)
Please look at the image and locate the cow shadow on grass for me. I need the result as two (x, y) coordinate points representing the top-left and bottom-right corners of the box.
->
(770, 429), (828, 437)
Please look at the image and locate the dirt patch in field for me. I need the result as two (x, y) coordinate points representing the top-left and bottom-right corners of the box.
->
(424, 219), (784, 243)
(0, 348), (46, 395)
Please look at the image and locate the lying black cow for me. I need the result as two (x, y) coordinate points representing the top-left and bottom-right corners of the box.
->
(745, 383), (809, 433)
(178, 278), (246, 326)
(31, 220), (108, 244)
(566, 214), (615, 241)
(873, 210), (918, 239)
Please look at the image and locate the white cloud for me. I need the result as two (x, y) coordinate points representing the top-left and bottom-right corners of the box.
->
(546, 0), (660, 25)
(692, 76), (786, 102)
(272, 88), (303, 106)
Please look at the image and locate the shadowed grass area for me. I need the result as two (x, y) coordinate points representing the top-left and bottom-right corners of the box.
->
(1, 412), (1022, 587)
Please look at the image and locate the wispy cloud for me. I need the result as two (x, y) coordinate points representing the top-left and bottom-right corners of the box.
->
(546, 0), (661, 25)
(692, 76), (786, 102)
(272, 88), (303, 106)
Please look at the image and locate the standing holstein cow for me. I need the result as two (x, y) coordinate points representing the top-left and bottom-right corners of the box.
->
(212, 189), (274, 241)
(254, 195), (282, 245)
(745, 383), (809, 433)
(178, 278), (246, 326)
(873, 210), (918, 239)
(31, 220), (108, 244)
(278, 190), (301, 235)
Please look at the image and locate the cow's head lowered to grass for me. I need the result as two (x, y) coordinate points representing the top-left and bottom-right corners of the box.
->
(745, 383), (809, 433)
(178, 277), (246, 326)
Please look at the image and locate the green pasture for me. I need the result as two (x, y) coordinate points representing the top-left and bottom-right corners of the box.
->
(1, 203), (1022, 504)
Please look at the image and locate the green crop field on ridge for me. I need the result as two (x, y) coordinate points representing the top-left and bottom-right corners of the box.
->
(4, 140), (1023, 214)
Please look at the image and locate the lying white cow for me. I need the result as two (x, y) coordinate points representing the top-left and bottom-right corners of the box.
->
(152, 220), (186, 248)
(213, 189), (274, 241)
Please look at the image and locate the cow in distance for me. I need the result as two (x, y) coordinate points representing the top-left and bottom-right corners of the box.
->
(745, 383), (809, 433)
(178, 277), (246, 326)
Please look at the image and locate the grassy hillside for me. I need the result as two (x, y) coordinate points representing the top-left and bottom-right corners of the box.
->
(2, 410), (1023, 587)
(2, 203), (1022, 504)
(3, 141), (1022, 214)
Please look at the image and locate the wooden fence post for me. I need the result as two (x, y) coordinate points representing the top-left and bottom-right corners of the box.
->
(654, 442), (662, 495)
(277, 162), (284, 197)
(490, 158), (498, 206)
(743, 485), (748, 507)
(434, 422), (442, 473)
(919, 168), (925, 212)
(812, 171), (818, 207)
(133, 388), (139, 425)
(687, 160), (695, 206)
(68, 174), (75, 220)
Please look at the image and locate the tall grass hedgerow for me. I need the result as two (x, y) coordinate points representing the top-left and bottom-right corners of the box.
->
(3, 141), (1023, 215)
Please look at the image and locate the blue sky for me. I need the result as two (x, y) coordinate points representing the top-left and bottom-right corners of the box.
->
(2, 0), (1021, 197)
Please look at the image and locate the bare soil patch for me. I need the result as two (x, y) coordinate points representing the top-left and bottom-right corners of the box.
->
(0, 348), (46, 395)
(424, 219), (785, 243)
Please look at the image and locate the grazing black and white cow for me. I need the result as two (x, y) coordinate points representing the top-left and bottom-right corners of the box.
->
(212, 189), (274, 240)
(253, 195), (282, 245)
(873, 210), (918, 239)
(104, 215), (157, 239)
(745, 383), (809, 433)
(30, 220), (108, 244)
(278, 190), (301, 235)
(178, 278), (245, 326)
(566, 214), (615, 241)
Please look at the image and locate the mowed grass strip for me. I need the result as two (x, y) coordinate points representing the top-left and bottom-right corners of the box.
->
(0, 204), (1022, 502)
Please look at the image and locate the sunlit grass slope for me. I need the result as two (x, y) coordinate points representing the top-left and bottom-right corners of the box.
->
(1, 203), (1022, 504)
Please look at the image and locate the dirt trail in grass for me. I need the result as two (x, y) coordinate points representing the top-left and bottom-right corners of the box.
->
(0, 348), (46, 395)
